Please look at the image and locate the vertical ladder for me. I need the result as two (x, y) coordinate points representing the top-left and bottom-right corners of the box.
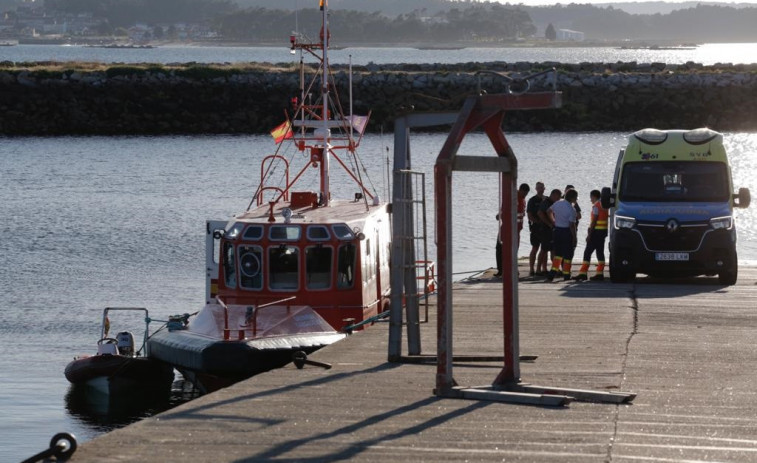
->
(398, 170), (433, 324)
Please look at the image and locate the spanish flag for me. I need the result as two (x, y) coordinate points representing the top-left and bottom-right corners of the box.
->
(270, 120), (293, 144)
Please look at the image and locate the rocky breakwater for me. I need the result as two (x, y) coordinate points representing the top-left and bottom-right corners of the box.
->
(1, 61), (756, 135)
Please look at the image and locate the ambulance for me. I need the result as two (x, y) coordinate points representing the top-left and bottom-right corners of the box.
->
(601, 128), (750, 285)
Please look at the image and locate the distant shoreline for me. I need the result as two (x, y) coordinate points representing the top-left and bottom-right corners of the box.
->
(11, 36), (757, 50)
(146, 39), (714, 49)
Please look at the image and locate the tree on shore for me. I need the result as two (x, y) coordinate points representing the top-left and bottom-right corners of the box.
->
(545, 23), (556, 40)
(216, 4), (535, 43)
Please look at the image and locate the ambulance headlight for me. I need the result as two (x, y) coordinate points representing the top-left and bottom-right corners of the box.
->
(710, 216), (733, 230)
(614, 215), (636, 229)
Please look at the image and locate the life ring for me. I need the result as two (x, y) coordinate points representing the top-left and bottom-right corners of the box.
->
(241, 252), (261, 278)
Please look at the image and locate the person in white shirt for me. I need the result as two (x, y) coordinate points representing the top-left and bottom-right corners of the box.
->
(546, 189), (578, 281)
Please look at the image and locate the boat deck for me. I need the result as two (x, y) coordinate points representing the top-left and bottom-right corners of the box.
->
(70, 265), (757, 462)
(237, 199), (386, 225)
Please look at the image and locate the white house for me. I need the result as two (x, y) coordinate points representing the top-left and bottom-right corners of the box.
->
(556, 29), (584, 42)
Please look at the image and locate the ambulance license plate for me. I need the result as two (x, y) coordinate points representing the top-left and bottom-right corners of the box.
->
(655, 252), (689, 261)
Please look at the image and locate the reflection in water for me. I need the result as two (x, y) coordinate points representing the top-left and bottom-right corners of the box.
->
(64, 378), (199, 433)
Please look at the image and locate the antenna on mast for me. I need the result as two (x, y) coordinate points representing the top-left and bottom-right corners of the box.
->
(294, 0), (299, 35)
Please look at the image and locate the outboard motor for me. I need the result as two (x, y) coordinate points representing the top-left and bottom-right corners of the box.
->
(116, 331), (135, 357)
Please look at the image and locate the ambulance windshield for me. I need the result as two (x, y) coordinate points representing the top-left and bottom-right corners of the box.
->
(620, 161), (729, 203)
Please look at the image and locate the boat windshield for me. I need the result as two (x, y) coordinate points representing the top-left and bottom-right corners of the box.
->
(269, 245), (299, 290)
(620, 161), (729, 203)
(306, 246), (332, 289)
(239, 245), (263, 290)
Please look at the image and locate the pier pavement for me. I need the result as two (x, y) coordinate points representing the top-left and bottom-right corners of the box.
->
(70, 266), (757, 462)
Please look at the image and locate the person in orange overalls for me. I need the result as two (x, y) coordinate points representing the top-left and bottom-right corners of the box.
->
(574, 189), (609, 281)
(546, 188), (577, 282)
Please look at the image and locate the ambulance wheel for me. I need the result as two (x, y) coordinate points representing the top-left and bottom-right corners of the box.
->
(719, 265), (737, 286)
(609, 258), (634, 283)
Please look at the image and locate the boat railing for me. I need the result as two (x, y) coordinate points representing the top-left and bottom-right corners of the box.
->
(244, 296), (297, 338)
(217, 295), (297, 340)
(257, 154), (290, 207)
(257, 186), (287, 208)
(215, 296), (239, 340)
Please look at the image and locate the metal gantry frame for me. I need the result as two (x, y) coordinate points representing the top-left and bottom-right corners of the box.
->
(389, 71), (637, 406)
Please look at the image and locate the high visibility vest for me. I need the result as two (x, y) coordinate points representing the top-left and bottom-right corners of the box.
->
(591, 200), (609, 230)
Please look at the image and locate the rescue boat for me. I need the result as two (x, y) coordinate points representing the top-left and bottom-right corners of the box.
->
(64, 308), (174, 397)
(146, 2), (397, 393)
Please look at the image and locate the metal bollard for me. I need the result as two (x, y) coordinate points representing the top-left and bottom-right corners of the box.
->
(292, 350), (332, 370)
(21, 433), (77, 463)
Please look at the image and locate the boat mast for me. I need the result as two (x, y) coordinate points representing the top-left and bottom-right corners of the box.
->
(275, 1), (374, 209)
(319, 0), (331, 207)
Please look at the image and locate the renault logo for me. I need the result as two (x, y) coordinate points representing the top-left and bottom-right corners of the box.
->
(665, 219), (679, 233)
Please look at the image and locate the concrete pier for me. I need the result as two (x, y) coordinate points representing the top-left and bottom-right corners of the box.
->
(71, 266), (757, 462)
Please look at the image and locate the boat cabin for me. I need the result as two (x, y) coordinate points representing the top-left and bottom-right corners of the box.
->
(206, 197), (391, 330)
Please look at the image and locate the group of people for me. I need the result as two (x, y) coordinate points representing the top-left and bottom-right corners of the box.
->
(495, 181), (608, 282)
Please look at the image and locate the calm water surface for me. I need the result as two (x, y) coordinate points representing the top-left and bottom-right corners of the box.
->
(2, 132), (756, 461)
(2, 42), (756, 65)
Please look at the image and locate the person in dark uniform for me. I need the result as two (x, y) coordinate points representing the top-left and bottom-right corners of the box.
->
(526, 182), (546, 276)
(537, 188), (562, 276)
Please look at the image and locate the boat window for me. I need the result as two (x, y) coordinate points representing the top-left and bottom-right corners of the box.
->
(243, 225), (263, 240)
(212, 234), (221, 265)
(269, 245), (299, 290)
(223, 242), (236, 289)
(306, 246), (332, 290)
(226, 222), (244, 240)
(337, 243), (356, 289)
(239, 245), (263, 290)
(270, 225), (301, 241)
(307, 225), (331, 241)
(332, 224), (355, 240)
(362, 239), (376, 283)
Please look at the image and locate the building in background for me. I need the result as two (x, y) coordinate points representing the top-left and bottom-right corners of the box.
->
(556, 29), (584, 41)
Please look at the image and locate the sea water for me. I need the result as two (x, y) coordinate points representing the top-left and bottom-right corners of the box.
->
(3, 42), (757, 66)
(1, 132), (756, 461)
